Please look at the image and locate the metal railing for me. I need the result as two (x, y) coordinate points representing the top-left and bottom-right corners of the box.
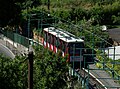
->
(3, 30), (29, 48)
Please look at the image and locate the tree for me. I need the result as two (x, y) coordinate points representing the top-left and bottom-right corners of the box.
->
(0, 45), (69, 89)
(33, 46), (69, 89)
(0, 55), (28, 89)
(0, 0), (25, 27)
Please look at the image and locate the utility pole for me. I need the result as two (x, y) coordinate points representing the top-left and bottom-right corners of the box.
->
(28, 45), (34, 89)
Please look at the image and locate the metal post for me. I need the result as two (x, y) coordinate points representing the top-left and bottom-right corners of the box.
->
(83, 56), (86, 87)
(1, 57), (3, 88)
(86, 64), (89, 89)
(92, 28), (95, 64)
(108, 48), (109, 59)
(28, 46), (33, 89)
(38, 20), (40, 30)
(48, 0), (50, 11)
(73, 44), (75, 75)
(103, 42), (105, 69)
(27, 14), (31, 48)
(28, 15), (30, 38)
(112, 46), (115, 78)
(80, 48), (82, 70)
(40, 13), (42, 29)
(38, 20), (40, 43)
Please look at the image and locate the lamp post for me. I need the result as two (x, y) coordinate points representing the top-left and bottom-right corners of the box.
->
(28, 45), (34, 89)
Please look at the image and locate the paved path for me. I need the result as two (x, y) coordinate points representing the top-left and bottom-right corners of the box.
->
(0, 43), (15, 59)
(0, 34), (28, 57)
(0, 38), (21, 56)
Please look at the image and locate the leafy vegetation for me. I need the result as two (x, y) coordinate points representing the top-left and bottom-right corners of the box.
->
(0, 0), (120, 27)
(33, 46), (69, 89)
(0, 0), (24, 26)
(36, 0), (120, 26)
(0, 55), (27, 89)
(0, 45), (72, 89)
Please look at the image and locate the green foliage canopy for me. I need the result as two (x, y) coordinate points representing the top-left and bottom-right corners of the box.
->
(33, 46), (69, 89)
(0, 45), (69, 89)
(0, 0), (24, 26)
(0, 55), (28, 89)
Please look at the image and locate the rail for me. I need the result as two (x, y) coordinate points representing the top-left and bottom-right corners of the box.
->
(69, 67), (108, 89)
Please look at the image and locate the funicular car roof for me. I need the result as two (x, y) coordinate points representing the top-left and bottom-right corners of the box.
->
(43, 27), (84, 43)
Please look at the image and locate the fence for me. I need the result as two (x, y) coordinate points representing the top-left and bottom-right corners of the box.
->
(3, 30), (29, 48)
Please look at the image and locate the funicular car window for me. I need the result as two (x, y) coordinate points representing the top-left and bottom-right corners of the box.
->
(69, 42), (83, 54)
(56, 37), (60, 47)
(54, 37), (56, 46)
(48, 33), (51, 43)
(44, 31), (47, 41)
(50, 35), (53, 44)
(62, 41), (65, 52)
(59, 39), (62, 49)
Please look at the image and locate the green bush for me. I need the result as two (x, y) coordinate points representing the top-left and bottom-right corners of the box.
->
(70, 7), (87, 22)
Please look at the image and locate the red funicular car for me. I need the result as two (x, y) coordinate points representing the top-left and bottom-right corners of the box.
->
(43, 27), (84, 63)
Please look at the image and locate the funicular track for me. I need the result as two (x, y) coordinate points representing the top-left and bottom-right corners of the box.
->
(88, 64), (120, 89)
(81, 69), (104, 89)
(74, 67), (107, 89)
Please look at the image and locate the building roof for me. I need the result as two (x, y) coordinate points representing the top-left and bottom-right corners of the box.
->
(108, 28), (120, 43)
(43, 27), (84, 43)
